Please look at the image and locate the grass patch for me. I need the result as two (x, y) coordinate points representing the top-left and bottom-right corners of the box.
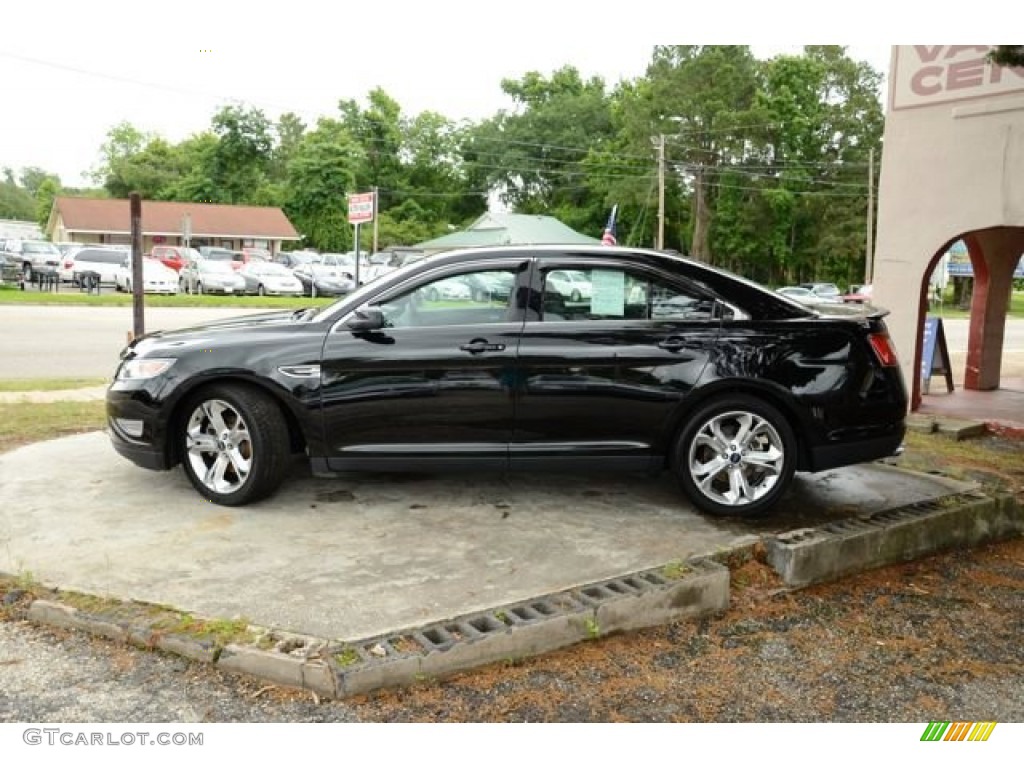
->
(896, 430), (1024, 495)
(335, 647), (361, 667)
(0, 377), (107, 392)
(155, 613), (255, 646)
(0, 401), (106, 454)
(0, 284), (335, 310)
(662, 560), (692, 580)
(928, 290), (1024, 320)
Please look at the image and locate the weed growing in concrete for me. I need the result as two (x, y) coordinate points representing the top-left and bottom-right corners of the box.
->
(334, 648), (360, 668)
(662, 560), (692, 580)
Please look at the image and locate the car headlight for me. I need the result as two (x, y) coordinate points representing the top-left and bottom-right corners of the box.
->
(117, 358), (176, 381)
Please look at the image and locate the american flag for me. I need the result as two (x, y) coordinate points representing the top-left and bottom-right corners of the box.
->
(601, 204), (618, 246)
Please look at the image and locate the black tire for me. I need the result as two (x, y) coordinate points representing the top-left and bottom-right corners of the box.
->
(22, 263), (32, 283)
(178, 384), (291, 506)
(258, 283), (266, 296)
(673, 394), (796, 518)
(570, 289), (581, 302)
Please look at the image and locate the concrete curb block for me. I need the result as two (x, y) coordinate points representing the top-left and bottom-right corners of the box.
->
(331, 557), (729, 696)
(13, 557), (728, 700)
(764, 492), (1023, 587)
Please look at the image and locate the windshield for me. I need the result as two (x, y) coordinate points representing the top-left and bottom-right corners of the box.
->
(24, 242), (59, 254)
(77, 250), (124, 264)
(199, 260), (235, 274)
(204, 249), (236, 261)
(249, 263), (292, 276)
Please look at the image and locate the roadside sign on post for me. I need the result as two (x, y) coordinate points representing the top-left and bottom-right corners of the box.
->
(348, 192), (375, 224)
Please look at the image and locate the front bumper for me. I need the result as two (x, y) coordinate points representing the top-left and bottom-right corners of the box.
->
(106, 386), (173, 470)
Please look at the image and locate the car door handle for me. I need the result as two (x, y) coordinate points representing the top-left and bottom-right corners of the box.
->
(460, 339), (506, 354)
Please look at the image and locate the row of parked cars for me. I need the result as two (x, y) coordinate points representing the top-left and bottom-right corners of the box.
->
(776, 282), (874, 306)
(0, 240), (432, 298)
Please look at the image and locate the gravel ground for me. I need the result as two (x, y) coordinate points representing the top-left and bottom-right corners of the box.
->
(2, 535), (1022, 723)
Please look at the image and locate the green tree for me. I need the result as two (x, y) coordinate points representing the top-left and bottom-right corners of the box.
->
(624, 45), (760, 261)
(464, 66), (619, 235)
(20, 167), (61, 197)
(338, 88), (404, 193)
(284, 119), (364, 251)
(92, 122), (149, 197)
(0, 178), (35, 220)
(208, 105), (273, 203)
(270, 112), (307, 182)
(990, 45), (1024, 66)
(35, 178), (61, 230)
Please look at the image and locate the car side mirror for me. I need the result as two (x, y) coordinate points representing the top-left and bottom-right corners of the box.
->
(346, 306), (385, 332)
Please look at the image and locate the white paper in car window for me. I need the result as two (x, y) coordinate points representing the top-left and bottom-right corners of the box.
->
(590, 269), (625, 316)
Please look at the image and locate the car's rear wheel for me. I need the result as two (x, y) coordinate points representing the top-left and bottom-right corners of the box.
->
(179, 385), (290, 506)
(673, 395), (796, 517)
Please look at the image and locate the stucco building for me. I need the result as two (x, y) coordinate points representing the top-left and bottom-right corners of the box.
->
(874, 46), (1024, 409)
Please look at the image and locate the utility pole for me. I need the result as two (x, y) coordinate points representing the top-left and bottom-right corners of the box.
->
(656, 134), (665, 250)
(372, 186), (379, 254)
(865, 147), (875, 286)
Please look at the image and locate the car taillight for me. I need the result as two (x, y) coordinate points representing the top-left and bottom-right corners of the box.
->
(64, 260), (73, 269)
(868, 332), (899, 367)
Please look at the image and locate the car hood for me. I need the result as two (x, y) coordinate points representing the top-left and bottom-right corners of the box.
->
(128, 309), (316, 354)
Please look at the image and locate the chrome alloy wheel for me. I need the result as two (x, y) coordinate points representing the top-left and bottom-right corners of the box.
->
(185, 399), (253, 495)
(687, 410), (786, 507)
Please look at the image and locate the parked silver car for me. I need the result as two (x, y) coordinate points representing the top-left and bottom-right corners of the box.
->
(237, 261), (304, 296)
(179, 258), (246, 295)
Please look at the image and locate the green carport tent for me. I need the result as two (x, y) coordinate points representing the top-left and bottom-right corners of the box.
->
(415, 212), (600, 253)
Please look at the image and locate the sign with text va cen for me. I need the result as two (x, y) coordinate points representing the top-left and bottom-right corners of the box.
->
(892, 45), (1024, 110)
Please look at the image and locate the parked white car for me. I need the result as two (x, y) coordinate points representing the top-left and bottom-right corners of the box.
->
(114, 257), (179, 294)
(547, 269), (593, 302)
(67, 247), (130, 286)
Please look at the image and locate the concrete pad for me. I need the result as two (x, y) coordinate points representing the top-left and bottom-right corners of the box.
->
(0, 432), (975, 642)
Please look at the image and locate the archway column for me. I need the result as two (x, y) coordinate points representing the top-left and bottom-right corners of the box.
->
(963, 228), (1024, 390)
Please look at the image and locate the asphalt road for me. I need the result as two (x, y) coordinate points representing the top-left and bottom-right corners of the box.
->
(1, 304), (1023, 381)
(0, 305), (271, 379)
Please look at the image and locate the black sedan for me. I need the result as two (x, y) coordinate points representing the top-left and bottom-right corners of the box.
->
(106, 245), (907, 516)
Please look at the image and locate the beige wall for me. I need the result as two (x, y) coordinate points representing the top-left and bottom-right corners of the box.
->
(873, 45), (1024, 403)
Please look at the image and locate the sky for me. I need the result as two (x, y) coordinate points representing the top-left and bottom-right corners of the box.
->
(0, 1), (973, 189)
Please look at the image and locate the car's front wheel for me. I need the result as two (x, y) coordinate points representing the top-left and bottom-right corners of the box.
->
(179, 385), (290, 506)
(673, 395), (796, 517)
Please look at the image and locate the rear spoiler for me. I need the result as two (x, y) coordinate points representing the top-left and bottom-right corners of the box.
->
(812, 303), (890, 321)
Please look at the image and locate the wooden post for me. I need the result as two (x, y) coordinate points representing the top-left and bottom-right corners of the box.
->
(130, 193), (144, 339)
